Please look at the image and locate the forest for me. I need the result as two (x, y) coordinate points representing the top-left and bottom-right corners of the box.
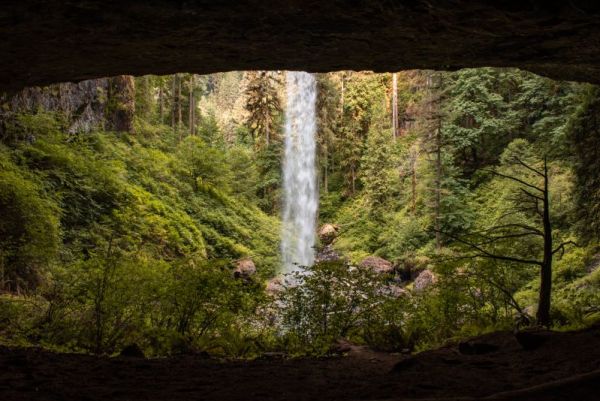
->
(0, 68), (599, 358)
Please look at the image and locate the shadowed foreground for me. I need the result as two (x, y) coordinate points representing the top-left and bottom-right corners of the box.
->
(2, 326), (600, 401)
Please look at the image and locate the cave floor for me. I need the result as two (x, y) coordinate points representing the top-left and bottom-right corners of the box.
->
(2, 326), (600, 401)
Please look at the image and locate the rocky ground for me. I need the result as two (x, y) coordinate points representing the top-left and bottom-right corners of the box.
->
(2, 325), (600, 401)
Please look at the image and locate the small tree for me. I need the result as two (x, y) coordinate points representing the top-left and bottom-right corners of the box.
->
(442, 140), (576, 326)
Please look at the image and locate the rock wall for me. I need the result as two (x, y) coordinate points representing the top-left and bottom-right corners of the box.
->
(1, 76), (135, 134)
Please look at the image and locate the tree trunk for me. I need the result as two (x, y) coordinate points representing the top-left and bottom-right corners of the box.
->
(323, 150), (329, 194)
(434, 124), (442, 251)
(158, 80), (164, 123)
(107, 75), (135, 132)
(411, 153), (417, 214)
(340, 72), (345, 113)
(265, 114), (270, 147)
(189, 74), (195, 136)
(171, 76), (176, 130)
(392, 72), (398, 138)
(537, 158), (553, 327)
(177, 74), (182, 139)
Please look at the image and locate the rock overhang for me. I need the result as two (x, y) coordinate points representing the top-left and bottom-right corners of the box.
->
(2, 0), (600, 91)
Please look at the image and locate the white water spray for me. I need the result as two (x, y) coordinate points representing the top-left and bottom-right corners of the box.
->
(281, 72), (318, 274)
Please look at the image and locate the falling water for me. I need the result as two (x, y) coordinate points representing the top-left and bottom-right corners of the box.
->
(281, 71), (318, 274)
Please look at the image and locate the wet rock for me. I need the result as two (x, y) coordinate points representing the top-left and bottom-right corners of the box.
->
(359, 256), (394, 274)
(233, 258), (256, 279)
(413, 269), (437, 292)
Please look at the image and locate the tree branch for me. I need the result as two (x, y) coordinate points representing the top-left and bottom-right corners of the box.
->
(486, 169), (544, 193)
(478, 223), (544, 237)
(519, 188), (544, 201)
(552, 240), (580, 256)
(512, 156), (545, 177)
(477, 231), (544, 245)
(436, 230), (543, 266)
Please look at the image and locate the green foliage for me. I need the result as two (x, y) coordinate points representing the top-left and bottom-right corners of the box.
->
(244, 71), (282, 148)
(0, 110), (280, 355)
(278, 261), (409, 354)
(567, 85), (600, 241)
(0, 150), (60, 292)
(0, 68), (597, 358)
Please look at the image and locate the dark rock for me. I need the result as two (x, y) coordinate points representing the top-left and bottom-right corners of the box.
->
(515, 330), (550, 351)
(458, 341), (500, 355)
(3, 1), (600, 93)
(259, 352), (287, 360)
(392, 357), (420, 371)
(119, 344), (145, 358)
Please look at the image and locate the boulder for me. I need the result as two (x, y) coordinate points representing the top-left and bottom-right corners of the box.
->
(318, 223), (339, 245)
(233, 258), (256, 279)
(359, 256), (394, 274)
(413, 269), (437, 292)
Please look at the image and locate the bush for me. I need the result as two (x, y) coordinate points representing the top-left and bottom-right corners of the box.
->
(0, 158), (59, 292)
(278, 261), (407, 354)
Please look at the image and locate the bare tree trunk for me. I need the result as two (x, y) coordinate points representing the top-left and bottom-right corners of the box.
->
(411, 152), (417, 214)
(323, 150), (329, 194)
(189, 74), (195, 136)
(158, 79), (164, 123)
(537, 158), (553, 327)
(177, 74), (182, 139)
(265, 114), (270, 147)
(435, 123), (442, 251)
(171, 76), (176, 130)
(392, 72), (398, 138)
(340, 72), (345, 113)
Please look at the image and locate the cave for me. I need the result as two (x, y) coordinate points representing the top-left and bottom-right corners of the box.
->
(2, 0), (600, 92)
(2, 2), (600, 401)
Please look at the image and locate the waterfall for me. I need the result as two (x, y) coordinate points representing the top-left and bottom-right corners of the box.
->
(281, 71), (318, 274)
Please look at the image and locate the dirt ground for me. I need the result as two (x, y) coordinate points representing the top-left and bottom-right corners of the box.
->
(2, 325), (600, 401)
